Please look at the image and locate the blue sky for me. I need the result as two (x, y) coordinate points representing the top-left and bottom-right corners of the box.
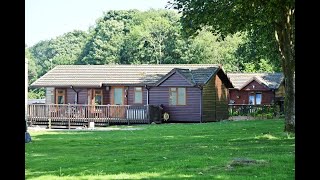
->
(25, 0), (170, 47)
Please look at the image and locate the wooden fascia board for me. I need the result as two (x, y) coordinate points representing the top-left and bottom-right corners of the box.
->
(30, 83), (103, 88)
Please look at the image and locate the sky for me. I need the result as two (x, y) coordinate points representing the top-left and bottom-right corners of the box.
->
(25, 0), (170, 47)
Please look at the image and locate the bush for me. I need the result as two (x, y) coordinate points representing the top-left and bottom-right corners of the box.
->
(229, 105), (278, 119)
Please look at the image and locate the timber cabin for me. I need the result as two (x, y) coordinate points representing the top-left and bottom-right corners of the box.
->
(29, 64), (233, 127)
(227, 73), (284, 107)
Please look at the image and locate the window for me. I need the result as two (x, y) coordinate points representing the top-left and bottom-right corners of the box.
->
(249, 92), (262, 105)
(114, 88), (123, 105)
(87, 89), (103, 105)
(94, 90), (103, 105)
(255, 93), (262, 104)
(55, 89), (66, 104)
(134, 87), (142, 104)
(169, 87), (186, 105)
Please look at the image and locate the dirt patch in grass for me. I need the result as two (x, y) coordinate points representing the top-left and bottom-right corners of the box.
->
(227, 158), (268, 169)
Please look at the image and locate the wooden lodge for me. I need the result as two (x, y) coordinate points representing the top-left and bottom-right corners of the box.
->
(227, 73), (285, 116)
(28, 64), (233, 128)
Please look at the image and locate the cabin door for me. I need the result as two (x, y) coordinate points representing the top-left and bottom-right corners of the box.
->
(110, 87), (126, 118)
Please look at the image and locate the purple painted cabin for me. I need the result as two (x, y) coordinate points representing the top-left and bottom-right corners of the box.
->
(31, 64), (233, 123)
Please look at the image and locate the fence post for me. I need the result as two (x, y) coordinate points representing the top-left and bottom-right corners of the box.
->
(127, 106), (130, 125)
(48, 118), (51, 129)
(107, 105), (110, 126)
(147, 105), (150, 124)
(68, 104), (70, 129)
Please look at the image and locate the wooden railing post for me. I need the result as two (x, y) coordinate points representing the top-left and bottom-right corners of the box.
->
(48, 118), (51, 129)
(147, 105), (150, 124)
(107, 105), (110, 126)
(127, 106), (130, 125)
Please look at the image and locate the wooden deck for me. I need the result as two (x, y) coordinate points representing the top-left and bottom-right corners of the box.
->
(27, 104), (152, 128)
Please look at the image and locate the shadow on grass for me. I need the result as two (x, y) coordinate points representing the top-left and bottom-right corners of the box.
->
(26, 120), (294, 179)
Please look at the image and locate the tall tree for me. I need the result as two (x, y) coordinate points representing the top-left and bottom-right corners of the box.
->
(29, 40), (56, 77)
(236, 28), (282, 72)
(77, 10), (138, 65)
(30, 30), (89, 77)
(180, 27), (245, 72)
(25, 47), (46, 99)
(120, 9), (182, 64)
(25, 47), (37, 85)
(51, 30), (89, 65)
(169, 0), (295, 132)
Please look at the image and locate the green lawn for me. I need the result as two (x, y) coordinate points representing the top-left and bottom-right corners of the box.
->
(25, 119), (295, 179)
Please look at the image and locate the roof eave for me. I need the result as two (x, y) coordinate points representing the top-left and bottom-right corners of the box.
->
(30, 83), (103, 88)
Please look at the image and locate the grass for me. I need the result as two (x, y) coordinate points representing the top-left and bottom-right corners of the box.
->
(25, 119), (295, 179)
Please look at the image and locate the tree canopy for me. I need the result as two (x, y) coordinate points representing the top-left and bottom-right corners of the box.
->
(168, 0), (295, 132)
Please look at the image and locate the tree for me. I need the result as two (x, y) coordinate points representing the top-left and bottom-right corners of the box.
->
(25, 47), (37, 85)
(119, 9), (183, 65)
(77, 10), (138, 65)
(51, 30), (89, 65)
(30, 30), (89, 76)
(180, 27), (245, 72)
(169, 0), (295, 132)
(29, 40), (56, 77)
(235, 28), (282, 72)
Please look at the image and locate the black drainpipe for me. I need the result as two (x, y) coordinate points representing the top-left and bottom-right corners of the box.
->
(145, 85), (150, 105)
(70, 86), (79, 104)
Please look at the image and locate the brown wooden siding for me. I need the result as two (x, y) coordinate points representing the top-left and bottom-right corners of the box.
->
(158, 72), (192, 86)
(275, 83), (285, 98)
(66, 89), (77, 104)
(242, 80), (269, 91)
(202, 76), (216, 122)
(214, 75), (229, 120)
(202, 75), (229, 122)
(229, 89), (275, 105)
(149, 87), (201, 122)
(63, 87), (110, 105)
(74, 89), (86, 104)
(103, 88), (111, 105)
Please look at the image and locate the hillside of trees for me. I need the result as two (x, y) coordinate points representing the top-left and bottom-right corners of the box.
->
(26, 9), (281, 98)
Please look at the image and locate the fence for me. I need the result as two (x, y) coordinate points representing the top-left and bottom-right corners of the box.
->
(27, 104), (150, 128)
(228, 104), (283, 119)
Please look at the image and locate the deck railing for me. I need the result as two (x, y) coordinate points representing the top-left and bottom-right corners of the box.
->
(228, 104), (282, 119)
(27, 104), (150, 128)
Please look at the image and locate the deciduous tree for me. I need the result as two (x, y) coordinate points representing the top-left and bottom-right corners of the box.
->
(169, 0), (295, 132)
